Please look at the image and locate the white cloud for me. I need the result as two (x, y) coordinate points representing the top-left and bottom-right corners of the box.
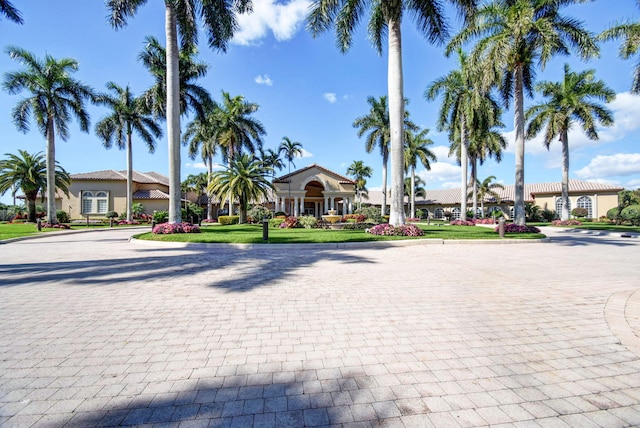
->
(431, 145), (455, 164)
(417, 162), (461, 187)
(185, 162), (207, 169)
(575, 153), (640, 179)
(323, 93), (337, 103)
(299, 148), (313, 158)
(233, 0), (311, 45)
(255, 74), (273, 86)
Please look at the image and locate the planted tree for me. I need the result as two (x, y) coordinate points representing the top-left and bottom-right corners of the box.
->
(0, 0), (22, 24)
(278, 136), (302, 214)
(599, 1), (640, 93)
(346, 160), (373, 210)
(404, 128), (435, 219)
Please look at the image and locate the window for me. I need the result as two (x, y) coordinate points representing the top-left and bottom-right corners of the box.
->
(82, 191), (109, 214)
(452, 207), (461, 220)
(509, 206), (514, 219)
(434, 208), (444, 220)
(475, 207), (483, 218)
(555, 197), (571, 215)
(577, 196), (592, 218)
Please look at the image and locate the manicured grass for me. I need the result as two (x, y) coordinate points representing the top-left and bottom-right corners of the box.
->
(568, 223), (640, 233)
(0, 223), (60, 240)
(134, 223), (545, 244)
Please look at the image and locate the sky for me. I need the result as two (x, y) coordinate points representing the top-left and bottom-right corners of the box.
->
(1, 0), (640, 206)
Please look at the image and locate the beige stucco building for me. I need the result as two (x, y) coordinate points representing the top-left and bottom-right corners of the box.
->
(272, 164), (356, 217)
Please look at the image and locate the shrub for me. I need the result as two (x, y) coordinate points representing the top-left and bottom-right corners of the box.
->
(153, 211), (168, 224)
(56, 210), (70, 223)
(355, 206), (383, 224)
(117, 220), (140, 225)
(218, 215), (240, 225)
(450, 220), (475, 226)
(343, 213), (366, 223)
(269, 218), (285, 228)
(105, 211), (119, 219)
(273, 211), (286, 217)
(366, 223), (424, 237)
(620, 204), (640, 226)
(152, 222), (201, 234)
(571, 207), (588, 218)
(343, 222), (375, 230)
(298, 215), (318, 229)
(41, 222), (71, 229)
(416, 209), (424, 219)
(475, 218), (495, 224)
(552, 219), (582, 226)
(496, 224), (540, 233)
(247, 205), (272, 223)
(406, 217), (420, 222)
(132, 202), (146, 218)
(279, 216), (299, 228)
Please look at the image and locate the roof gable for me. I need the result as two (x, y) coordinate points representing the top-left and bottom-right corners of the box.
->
(275, 164), (355, 185)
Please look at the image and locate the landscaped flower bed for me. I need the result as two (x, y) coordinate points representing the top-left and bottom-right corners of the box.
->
(366, 223), (424, 237)
(497, 224), (541, 233)
(152, 222), (201, 234)
(551, 219), (582, 226)
(450, 220), (476, 226)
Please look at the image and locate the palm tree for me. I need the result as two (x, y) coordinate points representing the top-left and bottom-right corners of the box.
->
(353, 96), (418, 217)
(475, 175), (505, 217)
(208, 153), (274, 224)
(404, 176), (427, 215)
(346, 160), (373, 210)
(183, 172), (208, 218)
(3, 47), (95, 224)
(183, 102), (222, 220)
(404, 128), (436, 219)
(448, 0), (598, 225)
(138, 36), (212, 120)
(467, 128), (506, 218)
(307, 0), (476, 226)
(95, 82), (162, 222)
(0, 150), (70, 222)
(0, 0), (22, 24)
(107, 0), (252, 224)
(216, 92), (266, 163)
(598, 1), (640, 94)
(426, 49), (488, 222)
(525, 63), (614, 221)
(260, 148), (284, 179)
(278, 137), (303, 215)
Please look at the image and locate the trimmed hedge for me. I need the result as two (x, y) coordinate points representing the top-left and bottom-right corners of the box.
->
(218, 215), (240, 225)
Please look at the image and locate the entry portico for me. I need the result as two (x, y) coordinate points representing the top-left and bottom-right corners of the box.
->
(273, 164), (356, 217)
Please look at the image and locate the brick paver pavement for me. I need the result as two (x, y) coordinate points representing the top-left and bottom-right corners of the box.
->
(0, 227), (639, 427)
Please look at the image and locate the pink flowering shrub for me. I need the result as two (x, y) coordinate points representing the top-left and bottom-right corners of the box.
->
(201, 219), (217, 223)
(474, 218), (495, 224)
(450, 220), (476, 226)
(279, 216), (299, 228)
(117, 220), (140, 225)
(343, 214), (366, 223)
(366, 223), (424, 237)
(41, 222), (71, 229)
(152, 222), (201, 234)
(496, 224), (540, 233)
(551, 219), (582, 226)
(406, 217), (420, 222)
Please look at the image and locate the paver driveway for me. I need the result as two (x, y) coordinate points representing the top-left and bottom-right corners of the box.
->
(1, 228), (639, 427)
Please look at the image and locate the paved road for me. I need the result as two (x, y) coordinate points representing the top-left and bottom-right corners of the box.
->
(1, 228), (639, 427)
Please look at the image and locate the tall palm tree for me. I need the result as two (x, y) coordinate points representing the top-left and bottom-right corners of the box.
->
(404, 176), (427, 212)
(475, 175), (505, 217)
(346, 160), (373, 210)
(0, 150), (70, 222)
(95, 82), (162, 222)
(598, 1), (640, 94)
(404, 128), (436, 219)
(3, 47), (95, 224)
(278, 136), (303, 215)
(183, 172), (209, 216)
(216, 92), (266, 164)
(426, 49), (488, 222)
(107, 0), (252, 224)
(0, 0), (22, 24)
(466, 128), (506, 218)
(525, 63), (614, 220)
(353, 96), (417, 217)
(208, 153), (274, 224)
(307, 0), (477, 226)
(260, 148), (284, 179)
(448, 0), (598, 225)
(138, 36), (212, 120)
(183, 102), (222, 220)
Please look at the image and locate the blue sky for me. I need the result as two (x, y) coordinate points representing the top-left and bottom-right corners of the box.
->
(1, 0), (639, 206)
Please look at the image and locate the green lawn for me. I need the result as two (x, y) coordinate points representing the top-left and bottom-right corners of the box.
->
(0, 223), (59, 240)
(564, 223), (640, 233)
(134, 223), (545, 244)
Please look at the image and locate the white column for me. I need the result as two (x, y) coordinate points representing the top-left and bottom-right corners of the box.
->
(324, 196), (329, 213)
(331, 197), (335, 211)
(275, 197), (280, 212)
(294, 197), (299, 216)
(299, 196), (305, 216)
(348, 198), (353, 214)
(342, 199), (347, 215)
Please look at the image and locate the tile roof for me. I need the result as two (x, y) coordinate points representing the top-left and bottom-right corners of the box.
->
(70, 170), (169, 186)
(365, 180), (623, 206)
(274, 163), (355, 185)
(132, 189), (169, 200)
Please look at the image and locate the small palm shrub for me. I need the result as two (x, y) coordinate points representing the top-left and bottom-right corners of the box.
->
(218, 215), (240, 225)
(153, 211), (168, 224)
(152, 222), (201, 234)
(298, 215), (318, 229)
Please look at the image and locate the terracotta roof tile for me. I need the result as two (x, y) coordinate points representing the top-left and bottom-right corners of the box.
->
(275, 163), (355, 184)
(70, 170), (169, 185)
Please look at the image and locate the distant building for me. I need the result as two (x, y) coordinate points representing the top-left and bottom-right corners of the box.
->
(366, 180), (623, 220)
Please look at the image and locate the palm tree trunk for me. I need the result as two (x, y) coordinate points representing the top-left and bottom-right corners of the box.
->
(561, 130), (570, 221)
(27, 195), (37, 223)
(410, 166), (416, 219)
(381, 155), (388, 217)
(126, 130), (133, 222)
(387, 18), (405, 227)
(514, 64), (526, 225)
(165, 4), (181, 224)
(207, 153), (213, 220)
(471, 156), (478, 219)
(45, 116), (57, 224)
(460, 116), (468, 222)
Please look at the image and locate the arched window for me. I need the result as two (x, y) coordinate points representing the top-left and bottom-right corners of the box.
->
(434, 208), (444, 220)
(475, 207), (483, 218)
(577, 196), (592, 218)
(509, 206), (514, 219)
(82, 191), (109, 214)
(556, 197), (571, 215)
(82, 191), (93, 214)
(452, 207), (461, 220)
